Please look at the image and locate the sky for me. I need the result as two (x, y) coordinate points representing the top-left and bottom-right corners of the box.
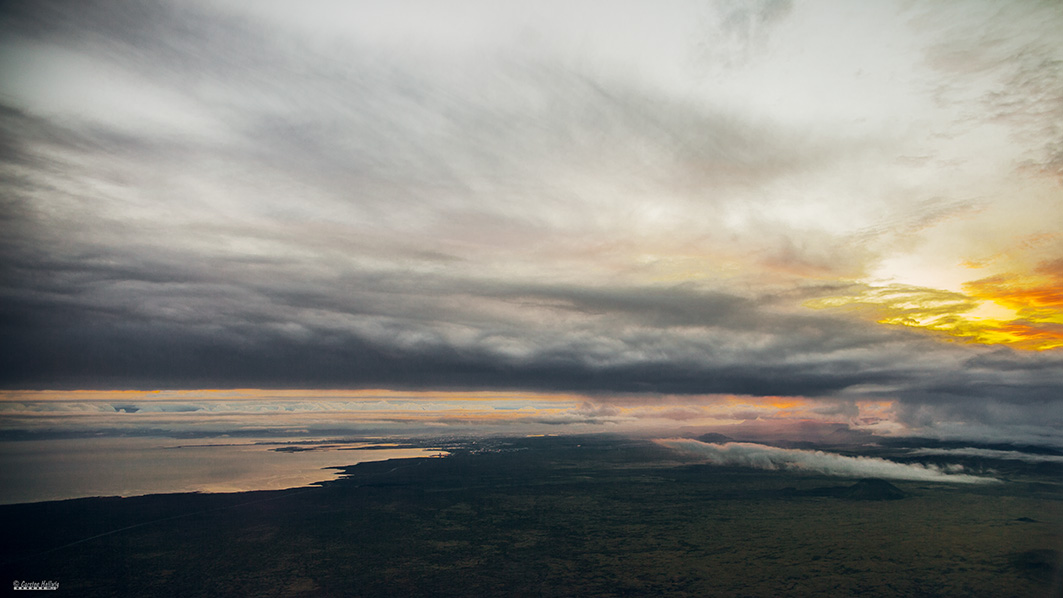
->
(1, 0), (1061, 446)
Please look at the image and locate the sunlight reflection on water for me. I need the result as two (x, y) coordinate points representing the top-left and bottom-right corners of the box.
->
(0, 437), (440, 505)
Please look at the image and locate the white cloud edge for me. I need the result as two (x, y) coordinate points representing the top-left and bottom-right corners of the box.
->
(658, 438), (999, 484)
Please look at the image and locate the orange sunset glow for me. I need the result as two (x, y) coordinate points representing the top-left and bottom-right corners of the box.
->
(807, 256), (1063, 351)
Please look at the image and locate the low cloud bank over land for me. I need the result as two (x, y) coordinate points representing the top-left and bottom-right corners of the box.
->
(909, 447), (1063, 464)
(660, 439), (999, 484)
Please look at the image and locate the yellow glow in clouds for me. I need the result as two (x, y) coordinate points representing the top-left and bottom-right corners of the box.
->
(808, 260), (1063, 351)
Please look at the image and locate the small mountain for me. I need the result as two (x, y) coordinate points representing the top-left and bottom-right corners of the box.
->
(781, 478), (907, 501)
(695, 433), (735, 444)
(840, 478), (906, 501)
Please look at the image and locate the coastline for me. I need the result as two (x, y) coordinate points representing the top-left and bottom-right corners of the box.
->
(0, 436), (445, 506)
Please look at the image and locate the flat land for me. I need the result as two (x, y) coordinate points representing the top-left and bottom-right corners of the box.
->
(2, 435), (1061, 597)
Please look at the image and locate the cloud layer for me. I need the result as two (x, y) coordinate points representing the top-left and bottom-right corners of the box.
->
(659, 439), (998, 484)
(0, 1), (1061, 441)
(909, 447), (1063, 464)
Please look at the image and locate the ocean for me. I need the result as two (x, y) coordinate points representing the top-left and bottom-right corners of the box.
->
(0, 436), (440, 505)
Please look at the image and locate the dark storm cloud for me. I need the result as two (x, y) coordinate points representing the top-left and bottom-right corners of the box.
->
(5, 248), (1053, 409)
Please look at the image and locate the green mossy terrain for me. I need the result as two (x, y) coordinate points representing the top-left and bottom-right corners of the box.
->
(2, 435), (1061, 597)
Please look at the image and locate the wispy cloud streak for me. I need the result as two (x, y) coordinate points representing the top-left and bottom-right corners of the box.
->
(659, 439), (998, 484)
(909, 447), (1063, 464)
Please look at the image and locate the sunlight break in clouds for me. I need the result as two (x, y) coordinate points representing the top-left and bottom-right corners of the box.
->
(0, 389), (894, 439)
(659, 439), (998, 484)
(807, 263), (1063, 351)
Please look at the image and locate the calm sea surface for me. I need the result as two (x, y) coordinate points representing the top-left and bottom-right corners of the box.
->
(0, 437), (439, 505)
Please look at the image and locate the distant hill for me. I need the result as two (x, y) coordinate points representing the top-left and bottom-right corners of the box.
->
(840, 478), (906, 501)
(695, 433), (735, 444)
(783, 478), (906, 501)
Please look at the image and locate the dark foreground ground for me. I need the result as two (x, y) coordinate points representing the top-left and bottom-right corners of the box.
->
(2, 435), (1061, 597)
